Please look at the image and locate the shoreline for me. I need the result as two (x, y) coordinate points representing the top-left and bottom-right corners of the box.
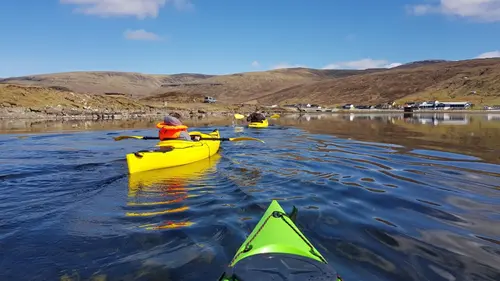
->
(2, 108), (500, 136)
(0, 106), (240, 121)
(1, 106), (500, 120)
(297, 108), (500, 114)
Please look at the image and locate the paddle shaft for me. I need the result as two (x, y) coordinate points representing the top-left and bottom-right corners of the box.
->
(234, 113), (280, 120)
(138, 136), (233, 141)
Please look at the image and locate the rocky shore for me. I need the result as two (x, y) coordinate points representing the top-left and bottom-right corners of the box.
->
(0, 83), (290, 120)
(0, 83), (249, 120)
(0, 105), (243, 120)
(3, 105), (498, 120)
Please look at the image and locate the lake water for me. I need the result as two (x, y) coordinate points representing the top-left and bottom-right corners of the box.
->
(1, 113), (499, 281)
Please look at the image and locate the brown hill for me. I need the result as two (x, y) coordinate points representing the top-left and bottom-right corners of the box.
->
(0, 68), (384, 103)
(0, 84), (149, 111)
(0, 71), (214, 98)
(1, 58), (500, 107)
(256, 58), (500, 106)
(153, 68), (386, 103)
(0, 84), (249, 119)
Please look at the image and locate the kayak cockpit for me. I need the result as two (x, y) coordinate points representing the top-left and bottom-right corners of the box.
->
(218, 252), (341, 281)
(218, 200), (343, 281)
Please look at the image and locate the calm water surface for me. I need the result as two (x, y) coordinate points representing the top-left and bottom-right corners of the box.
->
(1, 113), (499, 281)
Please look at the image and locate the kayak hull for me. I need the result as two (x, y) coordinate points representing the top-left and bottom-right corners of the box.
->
(127, 153), (221, 197)
(248, 119), (269, 128)
(126, 129), (221, 174)
(219, 200), (342, 281)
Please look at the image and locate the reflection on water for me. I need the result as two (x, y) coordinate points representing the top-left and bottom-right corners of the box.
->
(0, 113), (499, 281)
(487, 113), (500, 121)
(278, 112), (500, 126)
(126, 155), (222, 230)
(276, 113), (500, 164)
(404, 112), (469, 125)
(0, 116), (233, 134)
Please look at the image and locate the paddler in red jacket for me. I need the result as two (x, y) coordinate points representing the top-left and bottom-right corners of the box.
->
(156, 112), (193, 141)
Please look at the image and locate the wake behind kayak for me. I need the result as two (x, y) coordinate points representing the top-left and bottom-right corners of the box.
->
(218, 200), (343, 281)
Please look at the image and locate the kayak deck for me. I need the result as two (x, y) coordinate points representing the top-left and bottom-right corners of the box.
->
(219, 200), (342, 281)
(230, 200), (325, 265)
(248, 119), (269, 128)
(126, 129), (221, 174)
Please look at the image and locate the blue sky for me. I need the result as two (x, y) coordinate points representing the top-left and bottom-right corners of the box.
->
(0, 0), (499, 77)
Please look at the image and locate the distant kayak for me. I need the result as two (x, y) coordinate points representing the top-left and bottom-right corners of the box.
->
(248, 119), (269, 128)
(218, 200), (343, 281)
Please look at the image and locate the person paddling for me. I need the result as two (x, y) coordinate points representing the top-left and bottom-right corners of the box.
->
(246, 111), (267, 123)
(156, 112), (192, 141)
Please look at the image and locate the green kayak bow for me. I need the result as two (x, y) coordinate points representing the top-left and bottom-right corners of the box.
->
(218, 200), (343, 281)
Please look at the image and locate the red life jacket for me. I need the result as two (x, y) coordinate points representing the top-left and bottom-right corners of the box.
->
(156, 122), (188, 140)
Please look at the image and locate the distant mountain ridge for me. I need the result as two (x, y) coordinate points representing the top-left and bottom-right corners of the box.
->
(1, 57), (500, 106)
(395, 59), (451, 69)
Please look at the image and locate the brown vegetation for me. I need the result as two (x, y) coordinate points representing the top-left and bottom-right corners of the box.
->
(0, 84), (252, 119)
(1, 58), (500, 112)
(257, 58), (500, 106)
(0, 84), (149, 111)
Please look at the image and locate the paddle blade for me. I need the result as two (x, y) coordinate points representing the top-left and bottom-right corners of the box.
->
(113, 136), (145, 141)
(234, 113), (245, 120)
(113, 136), (159, 141)
(228, 137), (265, 143)
(270, 114), (280, 119)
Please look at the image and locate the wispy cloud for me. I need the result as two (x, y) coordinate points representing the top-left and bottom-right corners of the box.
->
(271, 63), (308, 69)
(322, 58), (402, 70)
(251, 61), (260, 68)
(475, 50), (500, 59)
(60, 0), (193, 19)
(124, 29), (162, 41)
(407, 0), (500, 22)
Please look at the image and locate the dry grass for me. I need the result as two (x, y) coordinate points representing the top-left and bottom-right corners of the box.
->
(1, 58), (500, 108)
(0, 72), (212, 98)
(0, 68), (383, 104)
(257, 58), (500, 106)
(0, 84), (149, 111)
(0, 84), (251, 114)
(395, 61), (500, 106)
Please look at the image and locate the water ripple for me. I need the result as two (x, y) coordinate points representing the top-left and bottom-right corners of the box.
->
(0, 123), (499, 281)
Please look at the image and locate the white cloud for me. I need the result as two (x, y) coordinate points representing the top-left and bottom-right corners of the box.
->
(271, 63), (308, 69)
(408, 0), (500, 22)
(475, 50), (500, 58)
(60, 0), (193, 19)
(410, 4), (436, 15)
(124, 29), (162, 41)
(251, 61), (260, 67)
(322, 58), (402, 70)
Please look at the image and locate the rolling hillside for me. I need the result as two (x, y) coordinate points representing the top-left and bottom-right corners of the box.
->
(256, 58), (500, 106)
(0, 68), (386, 103)
(1, 58), (500, 107)
(0, 72), (212, 98)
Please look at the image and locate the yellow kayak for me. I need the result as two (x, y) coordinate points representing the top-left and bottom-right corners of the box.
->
(248, 119), (269, 128)
(126, 129), (221, 174)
